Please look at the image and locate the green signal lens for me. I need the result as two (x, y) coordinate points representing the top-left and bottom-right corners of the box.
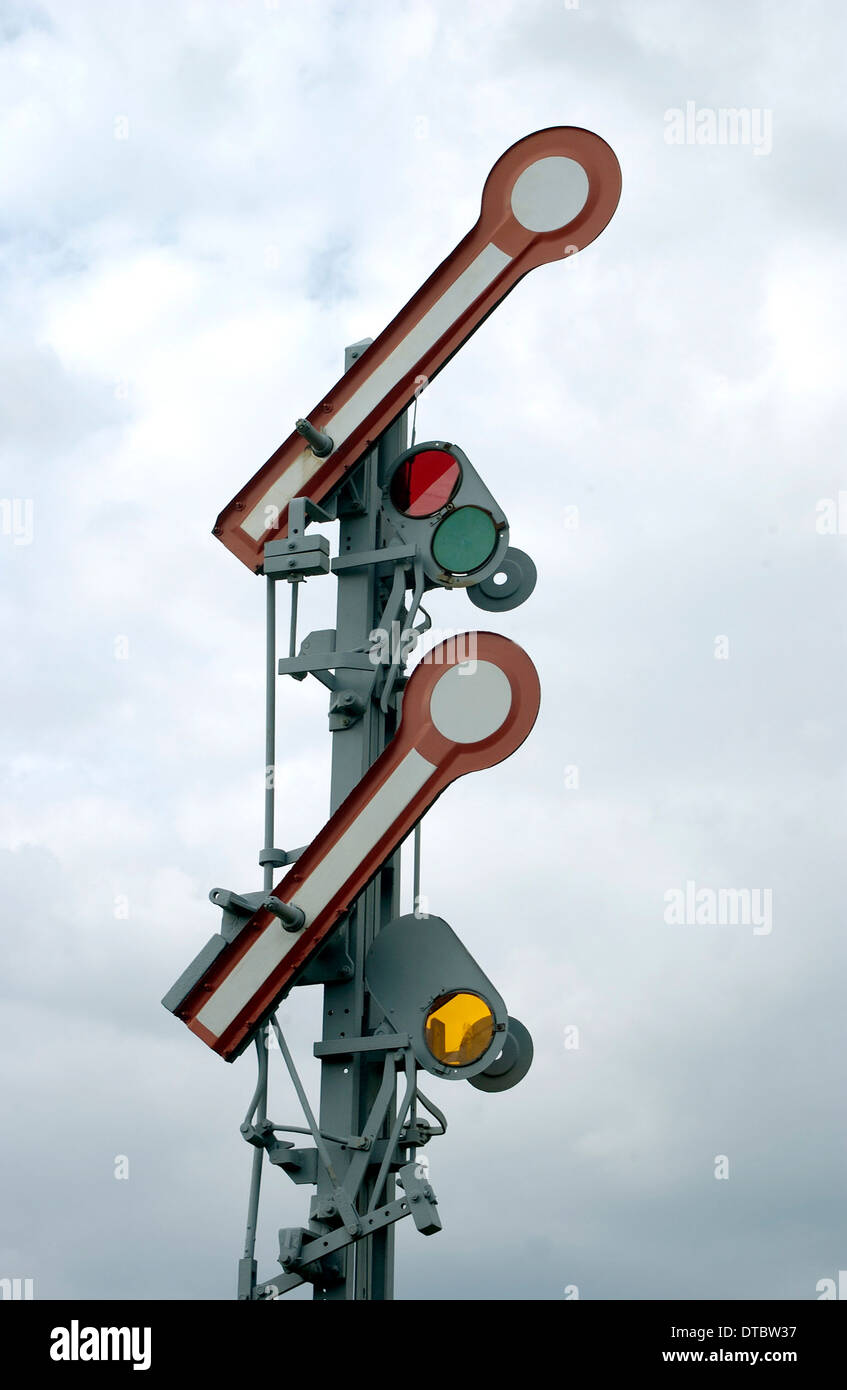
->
(431, 506), (498, 575)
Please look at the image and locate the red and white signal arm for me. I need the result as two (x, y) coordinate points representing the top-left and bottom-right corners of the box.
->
(176, 633), (540, 1061)
(214, 126), (621, 571)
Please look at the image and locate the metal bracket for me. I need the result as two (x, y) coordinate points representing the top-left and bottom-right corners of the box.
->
(275, 1228), (346, 1288)
(204, 887), (266, 949)
(289, 496), (333, 532)
(295, 928), (354, 986)
(331, 543), (417, 573)
(267, 1145), (318, 1185)
(209, 887), (262, 917)
(240, 1118), (278, 1149)
(259, 844), (305, 871)
(278, 627), (377, 694)
(328, 688), (366, 731)
(314, 1033), (410, 1059)
(399, 1119), (436, 1148)
(241, 1121), (363, 1191)
(264, 535), (329, 581)
(262, 496), (334, 581)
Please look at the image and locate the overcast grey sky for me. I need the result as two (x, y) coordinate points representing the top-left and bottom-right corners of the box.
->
(1, 0), (845, 1301)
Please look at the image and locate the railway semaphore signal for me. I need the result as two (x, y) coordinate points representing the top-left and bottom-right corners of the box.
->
(164, 126), (621, 1300)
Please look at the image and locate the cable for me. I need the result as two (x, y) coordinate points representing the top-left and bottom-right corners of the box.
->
(368, 1049), (417, 1213)
(267, 1123), (356, 1147)
(270, 1014), (341, 1186)
(242, 1029), (269, 1261)
(413, 823), (422, 915)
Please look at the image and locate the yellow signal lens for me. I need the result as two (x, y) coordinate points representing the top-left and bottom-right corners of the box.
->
(424, 991), (495, 1066)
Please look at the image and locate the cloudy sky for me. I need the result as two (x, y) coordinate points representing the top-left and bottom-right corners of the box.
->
(2, 0), (845, 1302)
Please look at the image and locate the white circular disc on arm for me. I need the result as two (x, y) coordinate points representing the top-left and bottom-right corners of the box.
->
(429, 660), (513, 743)
(510, 156), (590, 232)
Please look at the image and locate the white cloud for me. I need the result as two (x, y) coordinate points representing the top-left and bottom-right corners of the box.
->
(2, 0), (845, 1304)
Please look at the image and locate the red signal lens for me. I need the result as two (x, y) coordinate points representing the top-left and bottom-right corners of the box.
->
(390, 449), (461, 518)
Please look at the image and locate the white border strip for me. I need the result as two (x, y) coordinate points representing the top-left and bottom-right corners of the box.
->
(241, 243), (512, 540)
(197, 747), (437, 1037)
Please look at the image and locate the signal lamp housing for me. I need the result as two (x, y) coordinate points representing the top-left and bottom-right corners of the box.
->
(381, 441), (509, 589)
(365, 914), (508, 1081)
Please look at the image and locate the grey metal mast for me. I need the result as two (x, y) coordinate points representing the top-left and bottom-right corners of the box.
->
(310, 341), (408, 1300)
